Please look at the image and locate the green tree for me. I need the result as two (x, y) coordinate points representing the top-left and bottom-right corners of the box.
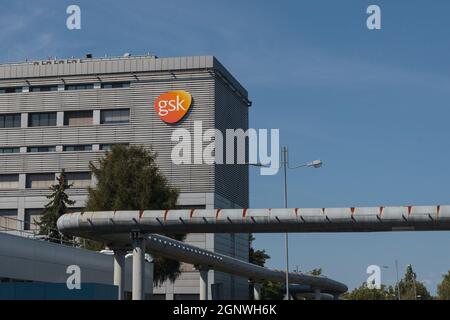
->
(249, 234), (270, 267)
(248, 234), (284, 300)
(37, 169), (75, 242)
(343, 283), (396, 300)
(85, 145), (182, 285)
(260, 281), (285, 300)
(397, 265), (432, 300)
(308, 268), (323, 276)
(437, 271), (450, 300)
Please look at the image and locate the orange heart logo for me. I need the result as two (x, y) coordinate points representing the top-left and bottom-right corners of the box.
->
(154, 90), (192, 124)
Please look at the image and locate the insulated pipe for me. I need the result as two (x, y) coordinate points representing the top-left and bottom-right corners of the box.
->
(144, 234), (347, 294)
(57, 206), (450, 236)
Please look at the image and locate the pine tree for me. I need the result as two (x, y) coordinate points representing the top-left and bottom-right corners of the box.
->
(85, 144), (182, 285)
(397, 264), (432, 300)
(37, 169), (75, 242)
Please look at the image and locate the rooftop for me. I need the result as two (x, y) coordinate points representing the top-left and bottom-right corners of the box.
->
(0, 54), (249, 101)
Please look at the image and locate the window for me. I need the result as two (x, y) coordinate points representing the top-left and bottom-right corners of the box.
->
(0, 147), (20, 154)
(0, 87), (22, 94)
(66, 172), (91, 188)
(24, 209), (42, 231)
(28, 112), (57, 127)
(0, 209), (18, 231)
(100, 144), (113, 151)
(63, 145), (92, 152)
(0, 114), (21, 128)
(27, 146), (56, 153)
(100, 109), (130, 124)
(64, 110), (93, 126)
(30, 85), (58, 92)
(101, 82), (130, 89)
(0, 174), (19, 189)
(65, 84), (94, 91)
(26, 173), (54, 189)
(100, 143), (129, 151)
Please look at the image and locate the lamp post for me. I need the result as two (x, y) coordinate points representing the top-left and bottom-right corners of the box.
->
(246, 147), (323, 301)
(281, 147), (323, 300)
(395, 260), (401, 300)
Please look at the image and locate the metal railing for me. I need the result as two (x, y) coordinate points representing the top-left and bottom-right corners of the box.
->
(0, 215), (78, 246)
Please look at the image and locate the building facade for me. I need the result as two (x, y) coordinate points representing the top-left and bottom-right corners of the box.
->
(0, 55), (251, 300)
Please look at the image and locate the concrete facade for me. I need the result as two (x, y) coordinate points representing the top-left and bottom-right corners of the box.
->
(0, 55), (250, 300)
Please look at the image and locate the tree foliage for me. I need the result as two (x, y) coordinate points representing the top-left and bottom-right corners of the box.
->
(260, 281), (285, 300)
(86, 145), (178, 211)
(85, 145), (183, 285)
(248, 234), (284, 300)
(343, 283), (397, 300)
(308, 268), (323, 276)
(249, 234), (270, 267)
(398, 265), (432, 300)
(437, 271), (450, 300)
(37, 170), (75, 242)
(344, 264), (433, 300)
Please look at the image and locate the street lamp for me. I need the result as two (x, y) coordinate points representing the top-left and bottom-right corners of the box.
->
(383, 262), (401, 300)
(281, 147), (322, 300)
(395, 260), (401, 300)
(246, 147), (323, 300)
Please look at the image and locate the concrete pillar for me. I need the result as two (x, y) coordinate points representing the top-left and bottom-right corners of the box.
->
(19, 174), (26, 190)
(253, 283), (262, 301)
(132, 233), (146, 300)
(56, 112), (64, 127)
(199, 268), (209, 301)
(113, 250), (126, 300)
(314, 287), (321, 300)
(93, 110), (101, 125)
(21, 113), (28, 128)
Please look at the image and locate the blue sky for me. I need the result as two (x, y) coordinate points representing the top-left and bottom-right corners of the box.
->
(2, 0), (450, 294)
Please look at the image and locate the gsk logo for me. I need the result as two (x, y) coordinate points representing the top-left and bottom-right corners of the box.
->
(154, 90), (192, 124)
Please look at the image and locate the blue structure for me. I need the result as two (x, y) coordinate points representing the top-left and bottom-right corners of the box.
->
(0, 283), (118, 300)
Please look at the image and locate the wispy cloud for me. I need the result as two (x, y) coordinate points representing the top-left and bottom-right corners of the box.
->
(0, 5), (59, 62)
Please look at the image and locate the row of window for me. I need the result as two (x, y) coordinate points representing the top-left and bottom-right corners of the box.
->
(0, 109), (130, 129)
(0, 172), (92, 190)
(0, 144), (123, 154)
(0, 82), (130, 95)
